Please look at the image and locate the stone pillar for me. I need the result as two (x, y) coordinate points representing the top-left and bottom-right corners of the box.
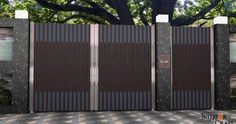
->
(214, 16), (231, 110)
(0, 19), (29, 113)
(155, 14), (172, 110)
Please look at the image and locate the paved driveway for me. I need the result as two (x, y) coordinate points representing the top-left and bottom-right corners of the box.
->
(0, 110), (236, 124)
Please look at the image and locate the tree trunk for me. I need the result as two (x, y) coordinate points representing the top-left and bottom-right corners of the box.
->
(151, 0), (177, 24)
(111, 0), (134, 25)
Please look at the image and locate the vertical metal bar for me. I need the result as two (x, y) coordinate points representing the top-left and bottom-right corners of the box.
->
(29, 22), (35, 113)
(90, 25), (94, 111)
(210, 27), (215, 110)
(94, 24), (99, 110)
(151, 25), (155, 111)
(90, 24), (99, 111)
(170, 26), (173, 110)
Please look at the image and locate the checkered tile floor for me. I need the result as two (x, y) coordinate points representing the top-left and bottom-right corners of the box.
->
(0, 110), (236, 124)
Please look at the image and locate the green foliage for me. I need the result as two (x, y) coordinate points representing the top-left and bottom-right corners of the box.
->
(174, 0), (236, 26)
(0, 0), (235, 25)
(0, 79), (12, 106)
(127, 0), (152, 25)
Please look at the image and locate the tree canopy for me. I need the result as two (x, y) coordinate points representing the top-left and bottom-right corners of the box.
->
(0, 0), (235, 26)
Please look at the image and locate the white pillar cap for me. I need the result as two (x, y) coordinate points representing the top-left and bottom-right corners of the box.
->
(213, 16), (228, 25)
(15, 10), (28, 19)
(156, 14), (169, 23)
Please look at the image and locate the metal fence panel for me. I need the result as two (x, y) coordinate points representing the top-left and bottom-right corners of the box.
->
(172, 27), (211, 110)
(34, 23), (90, 112)
(98, 25), (152, 110)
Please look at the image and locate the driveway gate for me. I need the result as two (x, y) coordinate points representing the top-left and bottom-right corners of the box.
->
(33, 23), (91, 112)
(32, 23), (211, 111)
(33, 23), (152, 112)
(172, 27), (211, 109)
(98, 25), (152, 110)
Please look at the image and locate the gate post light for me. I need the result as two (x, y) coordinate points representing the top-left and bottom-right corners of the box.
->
(156, 14), (169, 23)
(214, 16), (228, 25)
(15, 10), (28, 19)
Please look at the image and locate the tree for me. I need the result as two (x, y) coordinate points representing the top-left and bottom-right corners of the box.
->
(0, 0), (235, 26)
(174, 0), (236, 26)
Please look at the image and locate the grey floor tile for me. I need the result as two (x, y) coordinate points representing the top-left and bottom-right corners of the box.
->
(0, 110), (235, 124)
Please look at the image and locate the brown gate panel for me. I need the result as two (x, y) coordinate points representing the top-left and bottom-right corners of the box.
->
(98, 25), (152, 110)
(172, 27), (211, 109)
(34, 23), (90, 112)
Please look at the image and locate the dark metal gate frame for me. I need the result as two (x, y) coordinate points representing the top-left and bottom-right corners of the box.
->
(171, 26), (214, 110)
(29, 23), (214, 112)
(32, 23), (91, 112)
(29, 24), (155, 112)
(92, 25), (154, 110)
(97, 25), (153, 110)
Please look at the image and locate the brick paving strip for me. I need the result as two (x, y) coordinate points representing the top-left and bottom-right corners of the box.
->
(0, 110), (236, 124)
